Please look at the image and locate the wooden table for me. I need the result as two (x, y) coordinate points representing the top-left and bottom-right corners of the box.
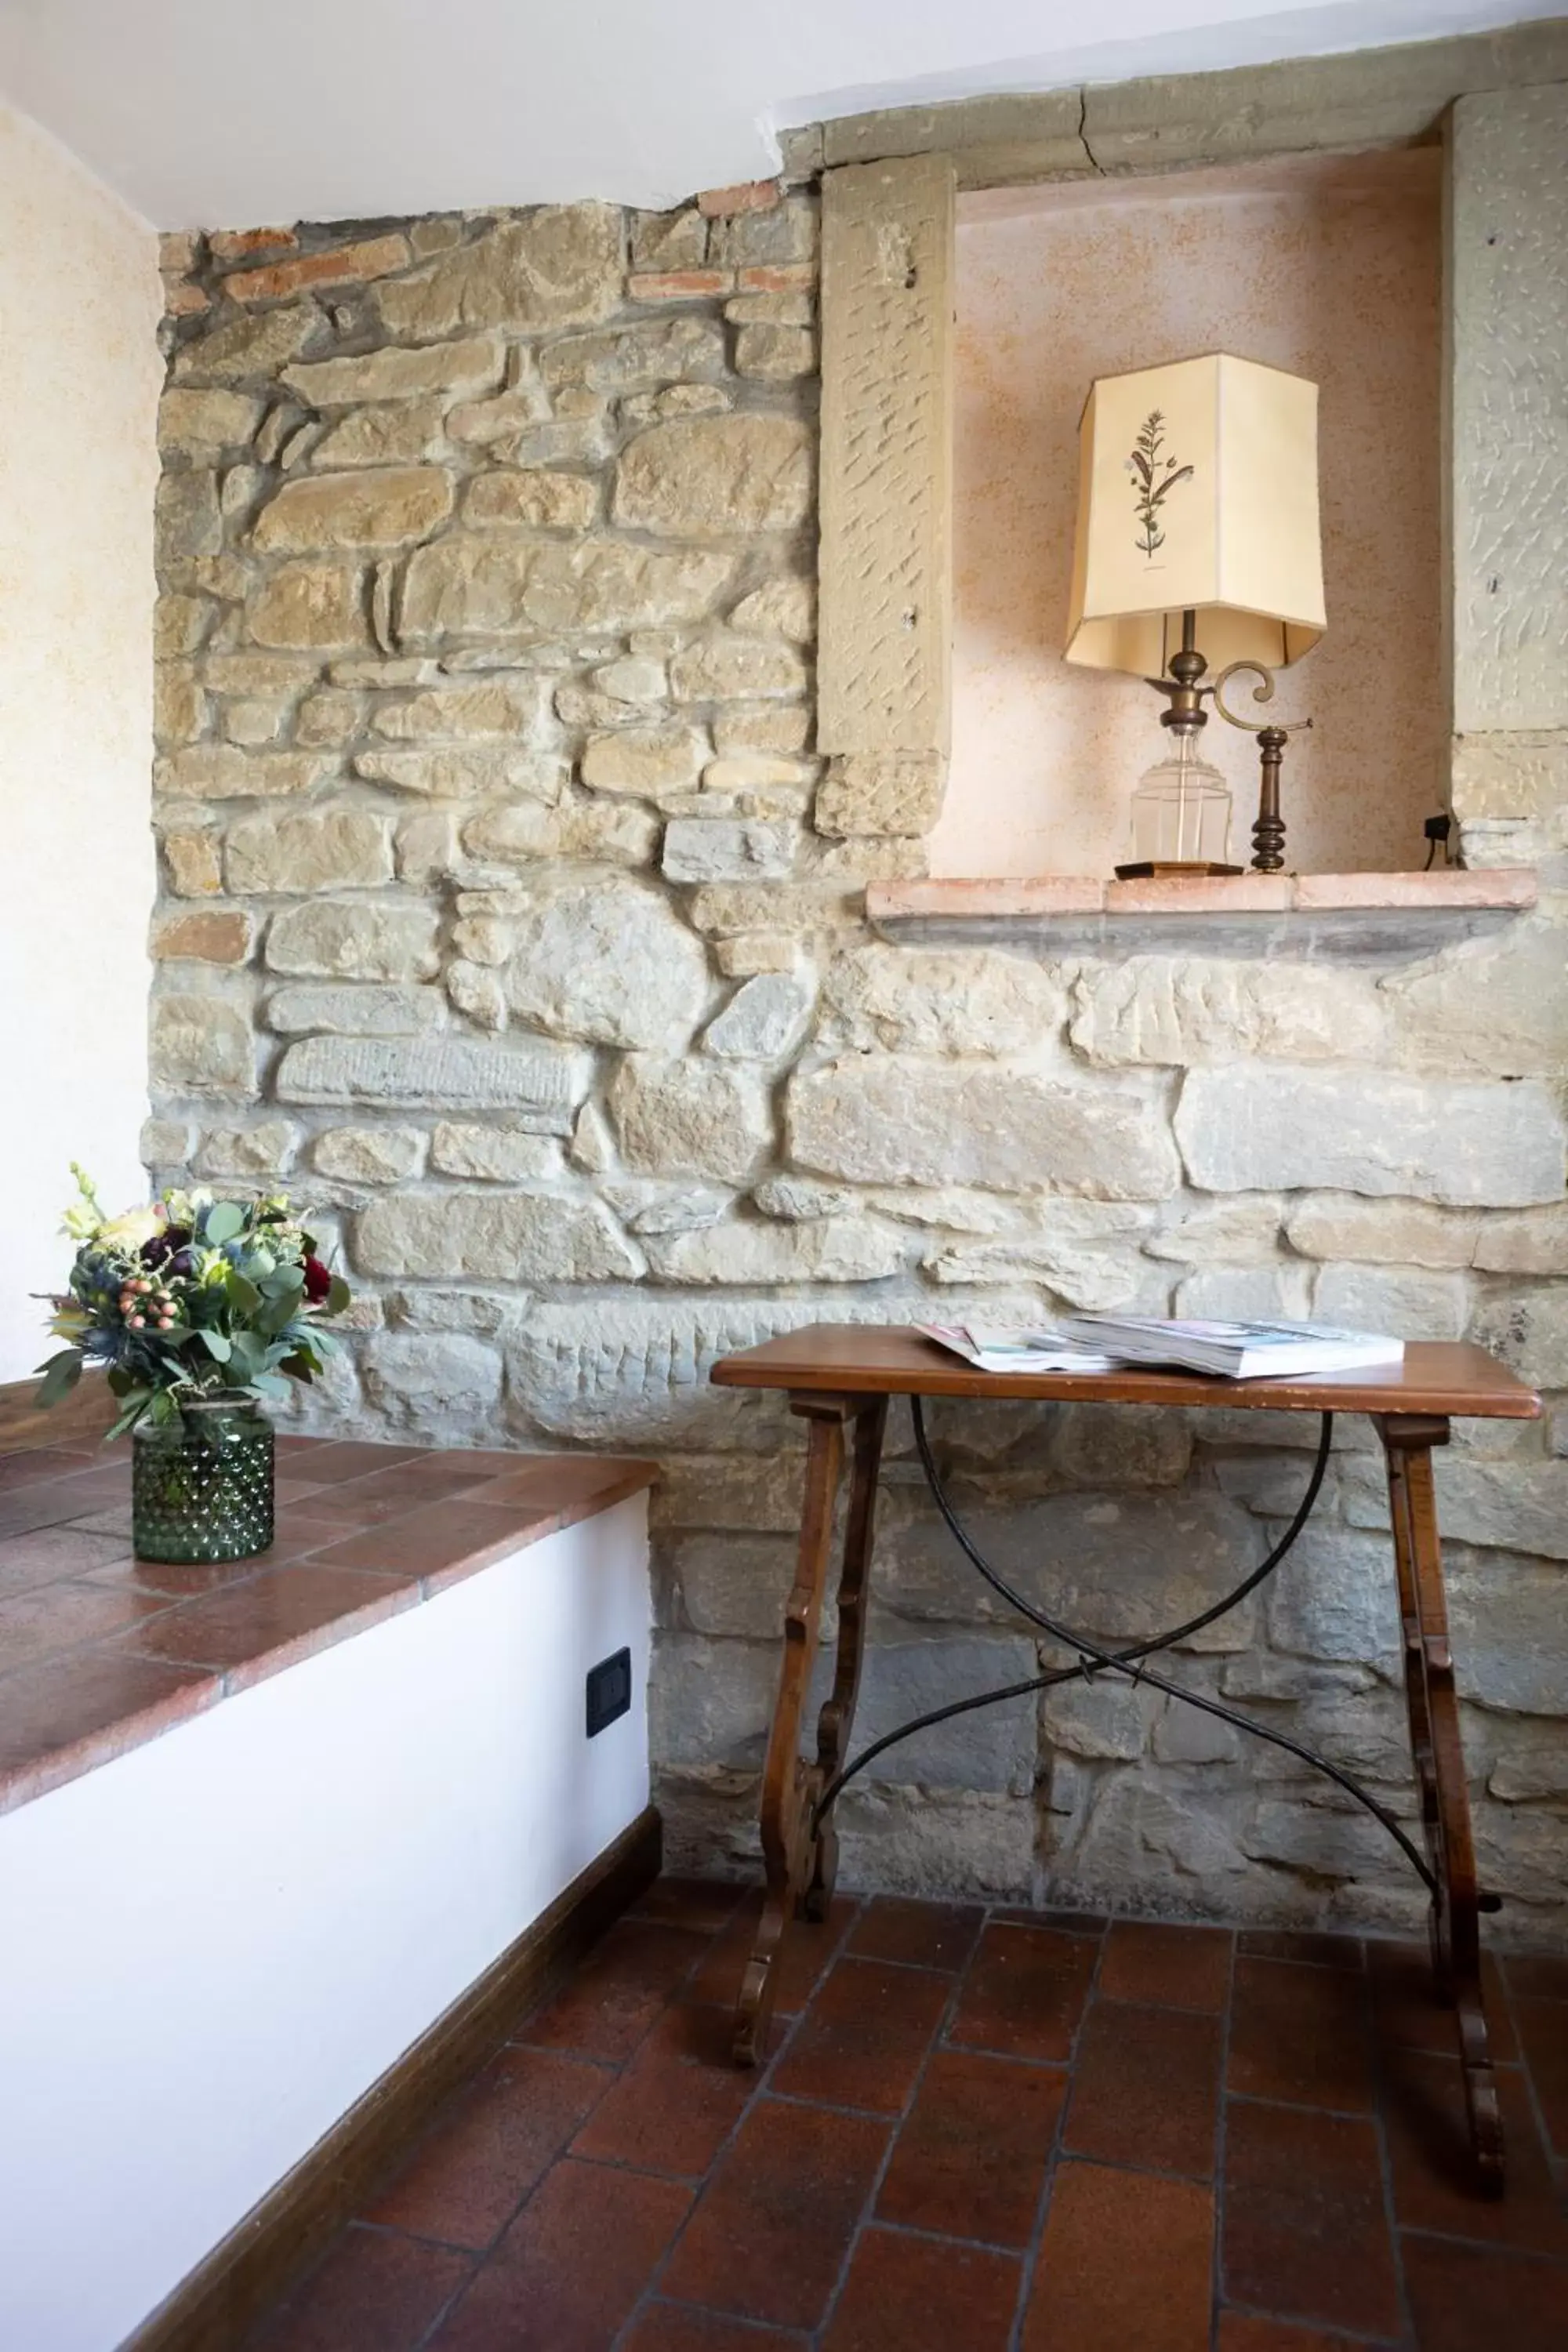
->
(710, 1327), (1541, 2187)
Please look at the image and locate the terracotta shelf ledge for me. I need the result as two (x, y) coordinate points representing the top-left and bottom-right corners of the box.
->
(0, 1437), (656, 1815)
(867, 868), (1537, 960)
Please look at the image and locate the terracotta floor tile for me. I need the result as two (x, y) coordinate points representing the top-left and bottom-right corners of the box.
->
(276, 1440), (424, 1483)
(1367, 1937), (1517, 2063)
(688, 1894), (855, 2016)
(659, 2096), (889, 2331)
(1513, 1994), (1568, 2159)
(81, 1548), (310, 1599)
(465, 1454), (654, 1511)
(821, 2223), (1022, 2350)
(1022, 2159), (1214, 2352)
(876, 2047), (1065, 2247)
(368, 2047), (612, 2249)
(517, 1918), (710, 2062)
(118, 1561), (414, 1685)
(995, 1904), (1109, 1936)
(251, 2222), (472, 2351)
(771, 1952), (953, 2114)
(629, 1877), (746, 1935)
(622, 2307), (807, 2352)
(571, 2009), (753, 2176)
(0, 1523), (134, 1599)
(0, 1573), (172, 1668)
(307, 1497), (554, 1581)
(1223, 2098), (1402, 2339)
(948, 1920), (1098, 2063)
(61, 1503), (136, 1537)
(1381, 2045), (1568, 2256)
(1237, 1929), (1363, 1972)
(846, 1895), (983, 1973)
(430, 2157), (690, 2351)
(1505, 1953), (1568, 2004)
(1065, 1997), (1222, 2178)
(1217, 2317), (1383, 2352)
(1402, 2234), (1568, 2352)
(325, 1456), (525, 1512)
(1099, 1919), (1232, 2013)
(1229, 1956), (1377, 2113)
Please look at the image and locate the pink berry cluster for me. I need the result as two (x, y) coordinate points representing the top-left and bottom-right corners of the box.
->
(118, 1276), (179, 1334)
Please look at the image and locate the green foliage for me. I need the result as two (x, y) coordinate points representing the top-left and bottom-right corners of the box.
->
(34, 1178), (354, 1438)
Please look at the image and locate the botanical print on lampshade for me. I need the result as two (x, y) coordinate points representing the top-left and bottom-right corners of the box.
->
(1065, 351), (1326, 680)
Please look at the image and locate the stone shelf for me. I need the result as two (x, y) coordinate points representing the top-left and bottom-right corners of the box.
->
(866, 868), (1537, 960)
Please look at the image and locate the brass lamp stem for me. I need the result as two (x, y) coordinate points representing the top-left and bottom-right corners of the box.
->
(1147, 608), (1213, 738)
(1212, 659), (1313, 874)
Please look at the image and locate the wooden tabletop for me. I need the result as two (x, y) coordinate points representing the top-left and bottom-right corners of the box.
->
(710, 1326), (1541, 1419)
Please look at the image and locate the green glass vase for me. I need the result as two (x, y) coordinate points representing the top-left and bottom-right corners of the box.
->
(132, 1403), (274, 1564)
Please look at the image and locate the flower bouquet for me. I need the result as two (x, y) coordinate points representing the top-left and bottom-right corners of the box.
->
(36, 1167), (352, 1562)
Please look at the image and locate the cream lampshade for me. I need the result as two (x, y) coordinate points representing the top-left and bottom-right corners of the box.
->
(1064, 352), (1326, 877)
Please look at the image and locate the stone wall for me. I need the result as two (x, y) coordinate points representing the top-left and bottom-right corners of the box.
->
(146, 169), (1568, 1944)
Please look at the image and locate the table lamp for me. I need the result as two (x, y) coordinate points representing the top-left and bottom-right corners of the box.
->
(1064, 352), (1326, 875)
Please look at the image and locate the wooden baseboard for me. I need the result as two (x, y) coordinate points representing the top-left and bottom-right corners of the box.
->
(0, 1367), (114, 1454)
(124, 1805), (662, 2352)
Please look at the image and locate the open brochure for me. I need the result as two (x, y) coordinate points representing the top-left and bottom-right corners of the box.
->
(920, 1319), (1405, 1381)
(918, 1325), (1124, 1375)
(1062, 1316), (1406, 1380)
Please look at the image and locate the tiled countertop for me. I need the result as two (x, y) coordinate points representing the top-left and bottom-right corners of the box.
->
(0, 1436), (656, 1817)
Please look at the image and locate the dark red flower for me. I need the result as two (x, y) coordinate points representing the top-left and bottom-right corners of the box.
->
(303, 1256), (332, 1303)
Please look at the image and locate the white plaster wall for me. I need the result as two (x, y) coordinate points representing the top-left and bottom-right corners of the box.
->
(0, 102), (161, 1381)
(0, 1495), (652, 2352)
(937, 151), (1444, 879)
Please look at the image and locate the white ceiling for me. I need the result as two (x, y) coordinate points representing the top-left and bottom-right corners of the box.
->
(0, 0), (1553, 230)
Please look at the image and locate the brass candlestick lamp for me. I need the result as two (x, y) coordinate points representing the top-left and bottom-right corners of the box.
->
(1063, 352), (1325, 875)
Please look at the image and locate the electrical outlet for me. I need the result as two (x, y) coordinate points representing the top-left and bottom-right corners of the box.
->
(586, 1647), (632, 1738)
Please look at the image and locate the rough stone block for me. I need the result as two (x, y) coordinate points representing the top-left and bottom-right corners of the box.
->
(735, 323), (815, 381)
(249, 561), (368, 650)
(309, 401), (448, 470)
(149, 992), (255, 1098)
(580, 727), (706, 797)
(1346, 1454), (1568, 1563)
(670, 636), (807, 702)
(1265, 1526), (1403, 1671)
(154, 746), (329, 801)
(314, 1126), (423, 1184)
(354, 1188), (641, 1282)
(1313, 1264), (1468, 1341)
(1472, 1205), (1568, 1276)
(815, 753), (946, 840)
(821, 945), (1064, 1055)
(194, 1121), (297, 1178)
(507, 1295), (826, 1447)
(1470, 1288), (1568, 1389)
(1284, 1195), (1480, 1269)
(612, 415), (813, 539)
(788, 1062), (1179, 1198)
(282, 337), (506, 409)
(428, 1125), (562, 1181)
(151, 909), (252, 964)
(156, 470), (223, 564)
(1043, 1681), (1152, 1761)
(662, 818), (797, 882)
(611, 1056), (773, 1183)
(263, 983), (444, 1036)
(275, 1034), (587, 1124)
(361, 1332), (503, 1430)
(464, 470), (599, 532)
(1383, 925), (1568, 1077)
(1072, 959), (1385, 1067)
(1174, 1065), (1565, 1207)
(462, 800), (658, 867)
(174, 302), (325, 385)
(670, 1534), (799, 1639)
(264, 899), (440, 981)
(401, 537), (733, 641)
(640, 1215), (904, 1284)
(489, 877), (710, 1050)
(252, 466), (455, 552)
(541, 315), (724, 390)
(355, 747), (564, 802)
(224, 809), (392, 896)
(373, 207), (622, 338)
(159, 389), (263, 455)
(702, 975), (811, 1061)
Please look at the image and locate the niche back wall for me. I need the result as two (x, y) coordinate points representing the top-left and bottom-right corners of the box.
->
(935, 150), (1443, 880)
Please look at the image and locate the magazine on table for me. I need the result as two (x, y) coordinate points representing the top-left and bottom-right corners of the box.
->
(1061, 1316), (1406, 1380)
(917, 1325), (1124, 1375)
(920, 1318), (1405, 1381)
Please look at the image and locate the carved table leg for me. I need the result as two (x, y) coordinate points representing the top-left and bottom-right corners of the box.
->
(733, 1399), (850, 2066)
(805, 1395), (889, 1922)
(1378, 1414), (1504, 2191)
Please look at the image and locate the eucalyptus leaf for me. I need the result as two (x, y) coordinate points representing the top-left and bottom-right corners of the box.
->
(325, 1276), (352, 1316)
(225, 1269), (263, 1317)
(204, 1202), (245, 1245)
(198, 1329), (233, 1361)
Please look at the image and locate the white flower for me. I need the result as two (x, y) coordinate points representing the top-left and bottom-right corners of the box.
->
(96, 1205), (167, 1254)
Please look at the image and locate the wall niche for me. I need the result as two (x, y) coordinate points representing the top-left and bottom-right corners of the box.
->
(935, 148), (1443, 881)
